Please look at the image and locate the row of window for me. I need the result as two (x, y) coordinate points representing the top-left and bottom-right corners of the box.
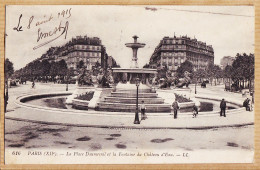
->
(161, 46), (213, 56)
(186, 46), (213, 54)
(189, 58), (208, 64)
(161, 52), (186, 57)
(70, 45), (101, 51)
(161, 58), (209, 68)
(68, 57), (99, 63)
(68, 51), (101, 57)
(163, 39), (213, 50)
(163, 39), (184, 44)
(162, 57), (185, 64)
(68, 58), (99, 66)
(163, 64), (208, 71)
(161, 45), (186, 50)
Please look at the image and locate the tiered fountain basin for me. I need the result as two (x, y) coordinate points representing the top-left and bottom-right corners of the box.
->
(68, 86), (112, 110)
(96, 83), (172, 112)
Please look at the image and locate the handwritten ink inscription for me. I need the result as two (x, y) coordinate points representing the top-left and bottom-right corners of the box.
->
(13, 8), (72, 50)
(34, 21), (69, 50)
(13, 14), (23, 32)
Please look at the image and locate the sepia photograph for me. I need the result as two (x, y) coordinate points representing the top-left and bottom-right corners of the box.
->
(3, 5), (254, 164)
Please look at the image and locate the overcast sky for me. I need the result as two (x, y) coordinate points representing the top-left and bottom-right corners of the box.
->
(6, 5), (254, 70)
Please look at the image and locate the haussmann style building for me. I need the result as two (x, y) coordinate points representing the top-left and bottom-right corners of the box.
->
(39, 35), (117, 70)
(149, 35), (214, 71)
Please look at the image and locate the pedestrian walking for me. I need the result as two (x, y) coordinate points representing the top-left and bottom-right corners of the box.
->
(220, 98), (226, 117)
(172, 100), (179, 119)
(243, 98), (250, 111)
(250, 100), (254, 112)
(4, 92), (8, 113)
(140, 101), (147, 120)
(32, 81), (35, 88)
(247, 99), (251, 111)
(192, 105), (198, 118)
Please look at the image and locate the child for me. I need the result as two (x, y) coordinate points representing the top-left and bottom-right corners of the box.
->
(140, 101), (147, 120)
(193, 105), (198, 118)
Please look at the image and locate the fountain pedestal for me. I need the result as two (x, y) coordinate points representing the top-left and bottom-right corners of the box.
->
(96, 36), (171, 112)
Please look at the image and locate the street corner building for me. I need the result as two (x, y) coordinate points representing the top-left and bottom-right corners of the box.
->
(149, 35), (214, 71)
(37, 35), (117, 71)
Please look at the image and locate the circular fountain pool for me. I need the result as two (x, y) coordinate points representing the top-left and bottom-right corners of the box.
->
(23, 94), (240, 113)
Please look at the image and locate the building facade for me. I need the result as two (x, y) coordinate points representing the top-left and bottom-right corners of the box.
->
(149, 35), (214, 71)
(39, 35), (117, 70)
(220, 56), (235, 69)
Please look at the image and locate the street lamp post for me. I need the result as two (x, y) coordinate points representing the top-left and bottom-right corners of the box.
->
(134, 77), (140, 124)
(66, 77), (68, 91)
(66, 70), (69, 91)
(195, 78), (197, 94)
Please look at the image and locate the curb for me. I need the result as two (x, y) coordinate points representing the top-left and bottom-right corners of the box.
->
(5, 116), (254, 130)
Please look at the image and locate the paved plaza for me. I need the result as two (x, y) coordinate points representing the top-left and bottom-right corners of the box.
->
(5, 119), (253, 151)
(4, 82), (254, 151)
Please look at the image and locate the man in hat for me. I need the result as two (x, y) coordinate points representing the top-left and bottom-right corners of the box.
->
(220, 98), (226, 117)
(172, 100), (179, 119)
(140, 100), (147, 120)
(193, 105), (199, 118)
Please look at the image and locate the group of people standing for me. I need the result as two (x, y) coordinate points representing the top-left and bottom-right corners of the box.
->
(172, 97), (252, 119)
(172, 101), (198, 119)
(172, 98), (229, 119)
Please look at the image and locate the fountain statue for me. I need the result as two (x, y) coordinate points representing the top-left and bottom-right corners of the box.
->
(96, 36), (172, 112)
(77, 68), (94, 86)
(112, 35), (157, 90)
(125, 35), (145, 68)
(175, 71), (191, 88)
(67, 35), (173, 112)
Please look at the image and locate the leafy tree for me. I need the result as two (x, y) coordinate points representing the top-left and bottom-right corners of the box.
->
(5, 58), (14, 79)
(194, 69), (207, 82)
(213, 65), (223, 85)
(223, 65), (233, 89)
(143, 63), (150, 68)
(176, 60), (193, 78)
(57, 59), (68, 76)
(113, 64), (121, 68)
(206, 64), (223, 85)
(231, 53), (254, 90)
(32, 60), (41, 77)
(41, 60), (51, 76)
(4, 58), (14, 112)
(231, 53), (244, 87)
(157, 65), (168, 78)
(48, 60), (68, 82)
(223, 65), (233, 79)
(49, 62), (59, 77)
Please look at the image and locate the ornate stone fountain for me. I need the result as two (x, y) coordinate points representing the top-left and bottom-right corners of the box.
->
(97, 36), (172, 112)
(66, 36), (172, 112)
(112, 35), (157, 91)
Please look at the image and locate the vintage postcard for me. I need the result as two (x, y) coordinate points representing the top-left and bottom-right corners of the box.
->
(3, 5), (255, 165)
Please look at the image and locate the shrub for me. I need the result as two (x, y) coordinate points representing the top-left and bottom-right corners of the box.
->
(75, 91), (94, 101)
(174, 93), (191, 103)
